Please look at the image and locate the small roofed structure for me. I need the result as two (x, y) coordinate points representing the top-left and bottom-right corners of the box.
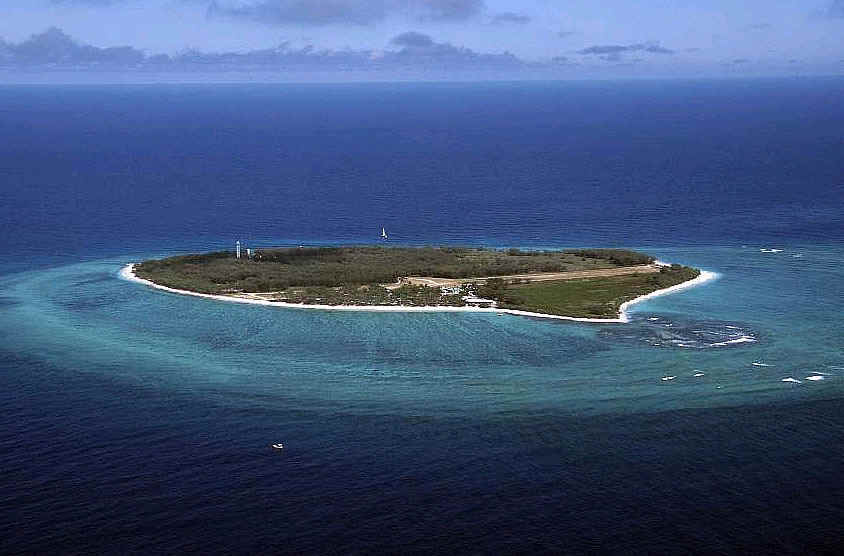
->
(462, 296), (496, 308)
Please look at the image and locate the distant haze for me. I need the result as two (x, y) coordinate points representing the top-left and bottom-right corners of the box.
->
(1, 1), (843, 80)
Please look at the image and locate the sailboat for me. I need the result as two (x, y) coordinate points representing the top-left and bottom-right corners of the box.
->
(381, 227), (388, 240)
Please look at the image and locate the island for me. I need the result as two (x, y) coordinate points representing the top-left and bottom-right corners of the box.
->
(126, 246), (714, 321)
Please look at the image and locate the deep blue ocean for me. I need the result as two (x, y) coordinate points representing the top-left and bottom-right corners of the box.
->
(1, 79), (843, 554)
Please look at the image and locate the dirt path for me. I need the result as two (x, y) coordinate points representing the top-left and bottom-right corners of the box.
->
(383, 264), (661, 289)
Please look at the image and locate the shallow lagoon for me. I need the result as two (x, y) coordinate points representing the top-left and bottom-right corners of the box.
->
(4, 245), (841, 418)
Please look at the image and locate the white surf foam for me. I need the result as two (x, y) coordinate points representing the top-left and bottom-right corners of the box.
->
(805, 375), (825, 381)
(710, 336), (757, 347)
(781, 377), (802, 384)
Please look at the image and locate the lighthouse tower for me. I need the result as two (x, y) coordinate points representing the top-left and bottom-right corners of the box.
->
(236, 240), (241, 260)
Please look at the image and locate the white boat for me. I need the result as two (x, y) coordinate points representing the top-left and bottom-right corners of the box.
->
(381, 227), (388, 240)
(661, 376), (676, 381)
(271, 443), (284, 450)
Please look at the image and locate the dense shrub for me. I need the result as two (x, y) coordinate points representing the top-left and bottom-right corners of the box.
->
(564, 249), (654, 266)
(136, 246), (657, 294)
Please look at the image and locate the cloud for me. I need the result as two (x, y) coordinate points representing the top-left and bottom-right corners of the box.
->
(641, 44), (673, 54)
(576, 45), (626, 55)
(489, 12), (530, 25)
(823, 0), (844, 17)
(386, 31), (521, 68)
(2, 27), (145, 66)
(390, 31), (435, 48)
(576, 42), (675, 57)
(206, 0), (485, 26)
(557, 31), (577, 38)
(421, 0), (484, 21)
(207, 0), (387, 25)
(599, 53), (622, 62)
(0, 27), (521, 72)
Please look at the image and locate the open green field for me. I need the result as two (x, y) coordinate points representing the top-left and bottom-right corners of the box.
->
(484, 265), (700, 318)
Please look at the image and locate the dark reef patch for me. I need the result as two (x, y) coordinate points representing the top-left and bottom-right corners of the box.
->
(599, 314), (759, 350)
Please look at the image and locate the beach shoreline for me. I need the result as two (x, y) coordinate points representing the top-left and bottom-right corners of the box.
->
(119, 263), (718, 323)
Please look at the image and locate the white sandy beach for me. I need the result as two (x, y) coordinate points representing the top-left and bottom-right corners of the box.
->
(119, 264), (718, 324)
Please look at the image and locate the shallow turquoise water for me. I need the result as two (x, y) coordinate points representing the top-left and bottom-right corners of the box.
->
(3, 245), (840, 418)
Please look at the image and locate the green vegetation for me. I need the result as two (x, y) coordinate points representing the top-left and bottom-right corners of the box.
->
(135, 246), (653, 294)
(133, 246), (700, 318)
(564, 249), (660, 268)
(479, 264), (700, 318)
(255, 284), (467, 307)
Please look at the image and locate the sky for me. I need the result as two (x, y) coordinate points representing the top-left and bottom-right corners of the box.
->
(1, 0), (843, 79)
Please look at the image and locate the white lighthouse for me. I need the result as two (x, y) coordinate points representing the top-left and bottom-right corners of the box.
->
(236, 240), (241, 259)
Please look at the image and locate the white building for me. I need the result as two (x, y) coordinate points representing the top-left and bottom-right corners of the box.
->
(462, 296), (497, 308)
